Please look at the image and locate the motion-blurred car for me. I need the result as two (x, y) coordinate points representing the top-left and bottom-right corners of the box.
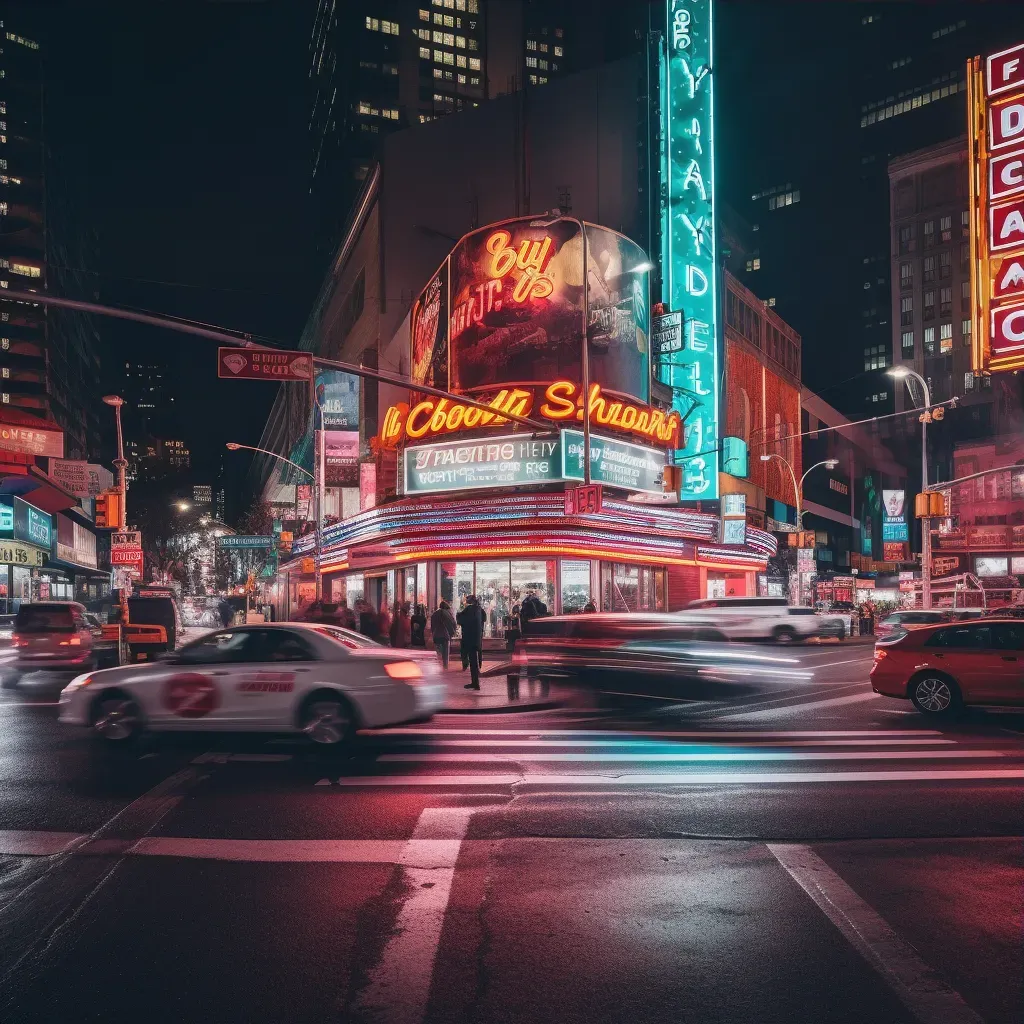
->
(4, 602), (99, 687)
(511, 613), (812, 701)
(0, 613), (16, 646)
(870, 618), (1024, 716)
(682, 596), (825, 643)
(59, 623), (445, 746)
(875, 609), (948, 639)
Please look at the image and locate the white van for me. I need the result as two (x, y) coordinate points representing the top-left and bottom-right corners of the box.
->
(681, 596), (822, 643)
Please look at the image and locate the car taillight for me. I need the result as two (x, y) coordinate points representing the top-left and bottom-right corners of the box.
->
(873, 648), (887, 662)
(59, 636), (82, 646)
(12, 634), (27, 647)
(384, 660), (423, 680)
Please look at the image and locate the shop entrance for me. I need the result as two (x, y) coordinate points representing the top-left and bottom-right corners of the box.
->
(438, 560), (555, 639)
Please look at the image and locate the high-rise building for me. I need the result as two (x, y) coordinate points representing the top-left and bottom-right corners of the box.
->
(192, 484), (212, 507)
(123, 360), (176, 435)
(0, 13), (103, 459)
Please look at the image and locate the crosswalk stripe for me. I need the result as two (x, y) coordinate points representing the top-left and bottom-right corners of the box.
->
(714, 692), (881, 720)
(0, 830), (88, 856)
(376, 749), (1005, 763)
(369, 728), (946, 739)
(334, 769), (1024, 786)
(129, 836), (460, 864)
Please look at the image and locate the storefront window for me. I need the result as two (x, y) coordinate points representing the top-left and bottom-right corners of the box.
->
(510, 560), (554, 615)
(475, 560), (509, 637)
(438, 560), (555, 637)
(601, 562), (665, 612)
(440, 562), (475, 609)
(560, 559), (591, 613)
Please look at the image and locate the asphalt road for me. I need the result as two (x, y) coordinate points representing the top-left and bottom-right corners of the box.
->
(0, 643), (1020, 1024)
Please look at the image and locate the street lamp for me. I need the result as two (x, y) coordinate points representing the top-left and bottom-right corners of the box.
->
(175, 501), (191, 512)
(760, 453), (839, 606)
(224, 442), (320, 602)
(102, 395), (127, 531)
(888, 366), (932, 609)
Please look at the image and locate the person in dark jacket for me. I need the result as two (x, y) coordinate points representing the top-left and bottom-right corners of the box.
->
(430, 601), (456, 668)
(519, 592), (550, 695)
(456, 594), (486, 690)
(217, 598), (234, 628)
(410, 603), (427, 647)
(390, 602), (412, 648)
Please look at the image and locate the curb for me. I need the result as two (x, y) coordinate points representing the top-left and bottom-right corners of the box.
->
(440, 698), (564, 715)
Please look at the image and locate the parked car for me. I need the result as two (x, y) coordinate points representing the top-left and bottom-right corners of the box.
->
(58, 623), (444, 746)
(4, 602), (99, 687)
(875, 610), (949, 639)
(682, 597), (824, 643)
(870, 618), (1024, 716)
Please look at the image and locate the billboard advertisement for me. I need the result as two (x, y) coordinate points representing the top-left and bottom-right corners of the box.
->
(323, 430), (359, 486)
(404, 434), (561, 495)
(314, 370), (359, 430)
(410, 215), (651, 404)
(882, 488), (909, 542)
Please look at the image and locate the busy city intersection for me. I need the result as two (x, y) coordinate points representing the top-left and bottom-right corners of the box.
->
(0, 641), (1019, 1023)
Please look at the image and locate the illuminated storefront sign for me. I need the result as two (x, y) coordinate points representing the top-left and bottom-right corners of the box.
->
(410, 215), (652, 404)
(404, 434), (562, 495)
(561, 430), (668, 495)
(379, 381), (681, 449)
(662, 0), (720, 498)
(881, 489), (909, 542)
(969, 40), (1024, 372)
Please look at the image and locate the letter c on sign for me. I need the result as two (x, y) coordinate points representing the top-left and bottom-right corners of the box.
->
(1003, 160), (1024, 188)
(1002, 308), (1024, 344)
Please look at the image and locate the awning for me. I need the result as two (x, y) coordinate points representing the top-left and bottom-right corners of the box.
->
(0, 467), (81, 515)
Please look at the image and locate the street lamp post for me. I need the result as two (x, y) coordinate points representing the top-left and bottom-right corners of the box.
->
(225, 442), (318, 610)
(102, 395), (128, 530)
(888, 367), (932, 609)
(760, 454), (839, 605)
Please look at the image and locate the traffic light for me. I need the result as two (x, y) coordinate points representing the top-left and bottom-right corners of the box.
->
(95, 489), (122, 529)
(914, 491), (948, 518)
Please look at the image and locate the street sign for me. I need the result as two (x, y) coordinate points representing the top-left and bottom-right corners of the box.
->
(564, 484), (603, 516)
(216, 535), (275, 549)
(218, 348), (313, 381)
(111, 531), (142, 549)
(652, 310), (683, 354)
(110, 549), (144, 566)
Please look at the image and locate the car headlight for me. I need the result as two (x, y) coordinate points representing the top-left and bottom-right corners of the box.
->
(65, 673), (94, 690)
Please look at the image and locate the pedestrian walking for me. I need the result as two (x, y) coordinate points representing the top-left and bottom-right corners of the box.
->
(337, 599), (356, 630)
(390, 602), (412, 648)
(411, 603), (427, 647)
(456, 594), (486, 690)
(217, 597), (234, 628)
(430, 600), (456, 669)
(377, 602), (392, 644)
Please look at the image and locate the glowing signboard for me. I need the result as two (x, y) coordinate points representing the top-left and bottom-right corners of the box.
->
(662, 0), (720, 498)
(403, 434), (561, 495)
(969, 40), (1024, 372)
(561, 430), (668, 495)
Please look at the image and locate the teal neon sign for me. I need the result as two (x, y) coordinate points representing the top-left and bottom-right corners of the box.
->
(662, 0), (720, 499)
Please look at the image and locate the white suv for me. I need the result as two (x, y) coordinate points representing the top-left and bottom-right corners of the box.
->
(681, 597), (822, 643)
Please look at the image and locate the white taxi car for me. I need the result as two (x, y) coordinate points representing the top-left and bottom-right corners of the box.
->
(59, 623), (445, 747)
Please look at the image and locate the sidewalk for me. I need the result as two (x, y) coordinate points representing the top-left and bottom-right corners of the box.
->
(438, 656), (561, 713)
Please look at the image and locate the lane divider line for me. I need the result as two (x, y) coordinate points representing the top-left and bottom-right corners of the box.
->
(767, 843), (984, 1024)
(375, 749), (1004, 763)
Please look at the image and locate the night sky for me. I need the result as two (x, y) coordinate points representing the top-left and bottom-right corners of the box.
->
(35, 0), (320, 495)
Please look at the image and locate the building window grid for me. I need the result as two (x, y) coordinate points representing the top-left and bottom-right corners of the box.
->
(923, 290), (935, 321)
(939, 322), (953, 352)
(939, 286), (952, 317)
(860, 73), (966, 127)
(940, 215), (952, 242)
(922, 255), (935, 283)
(939, 251), (951, 279)
(924, 326), (936, 354)
(899, 263), (913, 290)
(900, 296), (914, 326)
(901, 330), (915, 356)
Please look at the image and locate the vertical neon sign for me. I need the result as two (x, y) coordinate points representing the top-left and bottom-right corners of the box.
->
(663, 0), (719, 499)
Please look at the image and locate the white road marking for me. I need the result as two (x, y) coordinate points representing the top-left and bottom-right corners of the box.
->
(352, 806), (474, 1024)
(715, 692), (882, 721)
(798, 656), (873, 669)
(377, 749), (1002, 763)
(768, 843), (984, 1024)
(334, 769), (1024, 787)
(370, 727), (944, 739)
(0, 830), (88, 856)
(129, 837), (461, 864)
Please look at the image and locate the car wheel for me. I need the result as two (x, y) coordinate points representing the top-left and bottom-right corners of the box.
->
(300, 693), (355, 748)
(1, 671), (20, 689)
(91, 691), (143, 743)
(908, 674), (962, 717)
(772, 626), (797, 644)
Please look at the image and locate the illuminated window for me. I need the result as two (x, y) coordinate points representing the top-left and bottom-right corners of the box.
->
(433, 48), (443, 60)
(554, 46), (563, 56)
(765, 297), (776, 308)
(923, 220), (934, 247)
(365, 16), (378, 30)
(443, 14), (454, 26)
(900, 296), (913, 326)
(457, 73), (466, 84)
(456, 35), (465, 48)
(540, 43), (548, 53)
(1, 394), (8, 404)
(526, 56), (537, 68)
(745, 258), (761, 272)
(444, 50), (454, 64)
(358, 101), (372, 115)
(433, 30), (443, 43)
(456, 0), (466, 8)
(444, 69), (453, 80)
(417, 28), (430, 40)
(419, 8), (429, 19)
(433, 12), (442, 22)
(924, 326), (935, 354)
(923, 289), (935, 320)
(965, 371), (975, 391)
(901, 330), (914, 355)
(526, 39), (537, 51)
(962, 318), (972, 340)
(419, 46), (430, 58)
(433, 92), (444, 102)
(10, 263), (39, 278)
(539, 59), (548, 70)
(469, 57), (480, 70)
(457, 53), (466, 67)
(468, 37), (478, 50)
(899, 263), (913, 289)
(468, 0), (478, 11)
(470, 75), (480, 86)
(384, 108), (399, 120)
(940, 215), (951, 242)
(539, 76), (548, 85)
(939, 322), (952, 352)
(433, 67), (443, 78)
(551, 63), (559, 72)
(442, 32), (454, 45)
(444, 0), (454, 6)
(0, 203), (7, 216)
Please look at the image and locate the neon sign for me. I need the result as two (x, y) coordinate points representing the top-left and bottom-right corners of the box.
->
(378, 381), (681, 449)
(449, 229), (555, 340)
(662, 0), (720, 498)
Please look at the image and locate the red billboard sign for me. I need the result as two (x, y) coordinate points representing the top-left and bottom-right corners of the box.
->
(0, 422), (63, 458)
(969, 43), (1024, 373)
(218, 348), (313, 381)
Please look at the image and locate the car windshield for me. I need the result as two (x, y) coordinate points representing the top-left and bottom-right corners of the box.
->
(15, 606), (74, 632)
(310, 625), (381, 649)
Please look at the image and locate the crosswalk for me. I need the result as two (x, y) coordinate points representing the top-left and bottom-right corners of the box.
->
(327, 725), (1024, 789)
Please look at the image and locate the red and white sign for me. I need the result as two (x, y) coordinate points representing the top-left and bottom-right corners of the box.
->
(163, 674), (219, 718)
(990, 147), (1024, 201)
(993, 256), (1024, 300)
(0, 422), (63, 458)
(992, 302), (1024, 356)
(237, 672), (295, 693)
(218, 347), (313, 382)
(988, 43), (1024, 97)
(990, 197), (1024, 252)
(988, 92), (1024, 151)
(882, 541), (908, 563)
(564, 484), (603, 516)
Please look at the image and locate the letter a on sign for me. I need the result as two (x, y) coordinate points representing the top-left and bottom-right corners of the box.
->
(991, 198), (1024, 251)
(995, 257), (1024, 300)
